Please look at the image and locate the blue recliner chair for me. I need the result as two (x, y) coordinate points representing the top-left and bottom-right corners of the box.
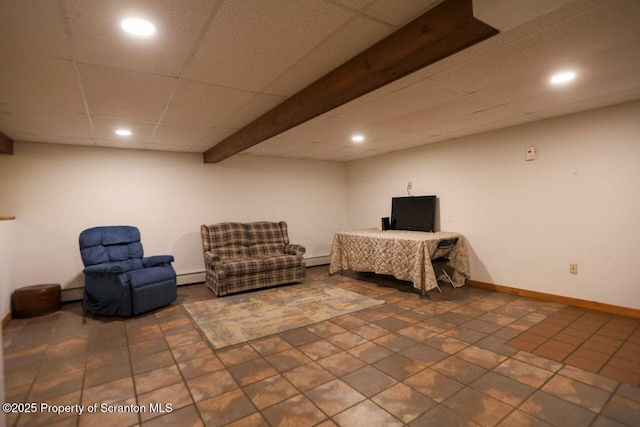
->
(79, 226), (177, 317)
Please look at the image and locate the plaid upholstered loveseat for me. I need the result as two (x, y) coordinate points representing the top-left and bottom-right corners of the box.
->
(200, 221), (306, 296)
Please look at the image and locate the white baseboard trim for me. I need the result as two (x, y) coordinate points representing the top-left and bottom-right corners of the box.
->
(61, 255), (331, 302)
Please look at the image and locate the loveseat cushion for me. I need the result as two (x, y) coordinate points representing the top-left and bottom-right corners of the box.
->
(260, 254), (301, 271)
(217, 245), (251, 260)
(223, 258), (263, 276)
(250, 243), (285, 257)
(207, 222), (251, 247)
(246, 221), (289, 245)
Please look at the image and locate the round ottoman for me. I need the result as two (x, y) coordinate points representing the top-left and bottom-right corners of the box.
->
(11, 284), (61, 318)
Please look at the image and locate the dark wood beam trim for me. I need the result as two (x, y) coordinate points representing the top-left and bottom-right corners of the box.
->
(204, 0), (498, 163)
(0, 131), (13, 155)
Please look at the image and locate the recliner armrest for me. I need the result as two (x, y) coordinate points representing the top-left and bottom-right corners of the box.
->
(285, 244), (306, 257)
(83, 262), (127, 275)
(142, 255), (175, 268)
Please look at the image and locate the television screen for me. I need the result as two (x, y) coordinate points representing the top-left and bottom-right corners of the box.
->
(391, 196), (436, 232)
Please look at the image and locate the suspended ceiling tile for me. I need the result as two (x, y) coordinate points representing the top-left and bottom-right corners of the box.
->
(0, 104), (93, 138)
(383, 135), (447, 152)
(433, 0), (640, 93)
(474, 38), (640, 105)
(441, 114), (539, 139)
(333, 0), (372, 12)
(507, 67), (640, 114)
(533, 88), (640, 119)
(245, 138), (303, 156)
(364, 0), (440, 26)
(279, 116), (368, 143)
(79, 65), (177, 122)
(264, 16), (392, 97)
(96, 139), (147, 150)
(380, 95), (495, 131)
(162, 80), (254, 127)
(222, 93), (287, 129)
(0, 49), (85, 113)
(92, 117), (156, 142)
(406, 105), (523, 137)
(336, 79), (464, 123)
(65, 0), (216, 76)
(34, 135), (96, 146)
(152, 123), (229, 146)
(0, 0), (71, 59)
(356, 130), (432, 149)
(274, 142), (341, 159)
(4, 132), (41, 143)
(145, 143), (192, 152)
(317, 124), (401, 147)
(183, 0), (353, 92)
(193, 127), (240, 150)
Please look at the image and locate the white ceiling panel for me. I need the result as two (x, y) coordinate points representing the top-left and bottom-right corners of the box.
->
(1, 0), (639, 162)
(380, 95), (495, 131)
(0, 0), (71, 59)
(508, 67), (640, 114)
(162, 80), (254, 127)
(183, 0), (353, 92)
(364, 0), (440, 26)
(0, 49), (85, 113)
(264, 15), (392, 97)
(432, 0), (640, 93)
(65, 0), (217, 76)
(80, 64), (177, 122)
(336, 79), (464, 123)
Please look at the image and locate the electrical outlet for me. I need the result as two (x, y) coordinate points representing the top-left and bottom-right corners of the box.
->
(407, 181), (413, 189)
(569, 264), (578, 274)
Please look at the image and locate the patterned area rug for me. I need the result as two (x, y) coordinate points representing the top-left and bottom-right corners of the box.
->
(183, 283), (385, 349)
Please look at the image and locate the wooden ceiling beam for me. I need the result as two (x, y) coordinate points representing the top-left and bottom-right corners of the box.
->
(203, 0), (497, 163)
(0, 131), (13, 155)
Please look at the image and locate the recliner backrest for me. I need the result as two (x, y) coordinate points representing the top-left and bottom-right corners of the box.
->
(79, 226), (144, 269)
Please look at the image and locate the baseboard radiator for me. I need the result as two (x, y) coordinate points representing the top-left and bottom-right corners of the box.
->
(61, 255), (331, 303)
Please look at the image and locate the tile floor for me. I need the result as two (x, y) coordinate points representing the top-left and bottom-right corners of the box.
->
(3, 266), (640, 426)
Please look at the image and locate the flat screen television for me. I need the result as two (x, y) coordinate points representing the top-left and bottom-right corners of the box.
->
(391, 196), (436, 232)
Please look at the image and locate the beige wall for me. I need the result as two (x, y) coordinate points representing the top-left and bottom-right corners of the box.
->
(346, 101), (640, 309)
(0, 143), (348, 317)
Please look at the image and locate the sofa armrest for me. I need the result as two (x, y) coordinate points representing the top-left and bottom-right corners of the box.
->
(142, 255), (175, 268)
(204, 251), (222, 267)
(285, 244), (306, 257)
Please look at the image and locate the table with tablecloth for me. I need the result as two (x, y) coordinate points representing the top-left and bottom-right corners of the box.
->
(329, 229), (470, 292)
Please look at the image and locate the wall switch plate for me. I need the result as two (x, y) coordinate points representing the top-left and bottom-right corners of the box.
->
(570, 264), (578, 274)
(526, 146), (536, 161)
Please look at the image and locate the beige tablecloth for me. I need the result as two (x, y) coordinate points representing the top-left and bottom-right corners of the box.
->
(329, 229), (470, 292)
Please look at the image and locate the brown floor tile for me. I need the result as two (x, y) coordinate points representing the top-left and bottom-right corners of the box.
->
(443, 386), (513, 426)
(347, 341), (393, 363)
(243, 374), (299, 410)
(261, 394), (327, 427)
(399, 343), (448, 366)
(298, 339), (342, 361)
(351, 323), (391, 340)
(266, 348), (312, 372)
(279, 328), (321, 347)
(316, 351), (366, 377)
(373, 353), (426, 381)
(326, 330), (369, 350)
(456, 345), (508, 370)
(372, 382), (435, 423)
(142, 404), (204, 427)
(82, 376), (136, 406)
(28, 370), (84, 402)
(533, 345), (571, 362)
(404, 368), (464, 403)
(607, 356), (640, 374)
(78, 396), (140, 427)
(411, 404), (476, 427)
(217, 344), (261, 367)
(520, 391), (596, 427)
(546, 375), (613, 415)
(423, 334), (469, 354)
(305, 321), (348, 338)
(342, 365), (397, 397)
(507, 337), (539, 353)
(129, 337), (170, 359)
(186, 369), (239, 402)
(544, 338), (578, 354)
(249, 336), (293, 356)
(170, 340), (215, 363)
(493, 359), (554, 388)
(564, 354), (604, 373)
(137, 381), (193, 422)
(330, 314), (368, 330)
(305, 378), (365, 416)
(442, 325), (487, 344)
(431, 356), (487, 384)
(84, 361), (132, 388)
(277, 363), (333, 393)
(134, 365), (183, 395)
(178, 354), (225, 379)
(132, 350), (175, 375)
(472, 371), (535, 406)
(601, 395), (640, 426)
(599, 365), (640, 386)
(228, 357), (278, 386)
(333, 399), (403, 427)
(197, 388), (257, 427)
(164, 330), (203, 348)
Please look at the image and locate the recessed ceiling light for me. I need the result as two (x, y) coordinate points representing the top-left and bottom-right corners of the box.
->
(115, 129), (132, 136)
(351, 134), (365, 143)
(121, 18), (156, 36)
(550, 71), (576, 85)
